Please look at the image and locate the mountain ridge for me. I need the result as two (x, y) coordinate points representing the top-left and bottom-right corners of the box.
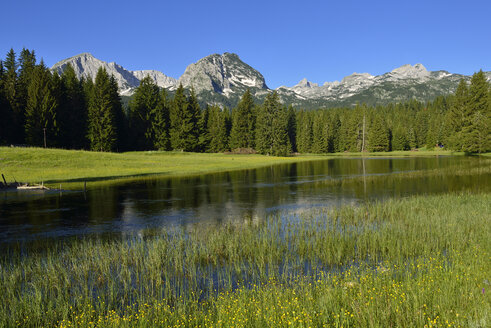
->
(51, 53), (490, 109)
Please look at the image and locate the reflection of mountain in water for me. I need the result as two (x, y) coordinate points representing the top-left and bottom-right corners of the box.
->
(0, 157), (489, 245)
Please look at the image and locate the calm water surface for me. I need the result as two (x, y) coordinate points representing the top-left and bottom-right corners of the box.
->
(1, 156), (489, 245)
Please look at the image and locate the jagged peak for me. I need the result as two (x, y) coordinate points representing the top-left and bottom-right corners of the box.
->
(294, 78), (318, 88)
(391, 63), (428, 75)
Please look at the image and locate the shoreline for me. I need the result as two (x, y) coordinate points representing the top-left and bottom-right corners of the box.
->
(0, 146), (485, 190)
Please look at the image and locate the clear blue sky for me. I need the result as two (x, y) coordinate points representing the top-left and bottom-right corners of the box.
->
(1, 0), (489, 88)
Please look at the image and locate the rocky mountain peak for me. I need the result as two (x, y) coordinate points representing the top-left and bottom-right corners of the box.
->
(391, 63), (429, 79)
(178, 52), (268, 95)
(51, 53), (176, 93)
(294, 78), (318, 88)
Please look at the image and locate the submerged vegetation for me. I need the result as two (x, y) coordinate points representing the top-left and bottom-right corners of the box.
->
(1, 193), (489, 327)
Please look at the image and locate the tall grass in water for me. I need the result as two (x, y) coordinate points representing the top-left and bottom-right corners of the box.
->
(0, 193), (489, 327)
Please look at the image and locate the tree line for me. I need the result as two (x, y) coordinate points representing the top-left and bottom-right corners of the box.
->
(0, 48), (489, 154)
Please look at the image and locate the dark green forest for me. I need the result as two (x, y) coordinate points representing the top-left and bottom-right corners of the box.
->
(1, 49), (489, 155)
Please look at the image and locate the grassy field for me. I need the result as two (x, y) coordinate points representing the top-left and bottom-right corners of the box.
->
(1, 193), (489, 327)
(0, 146), (468, 189)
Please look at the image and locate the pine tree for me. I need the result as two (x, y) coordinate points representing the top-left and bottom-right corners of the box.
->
(287, 105), (297, 152)
(296, 110), (313, 153)
(367, 114), (389, 152)
(17, 49), (36, 119)
(109, 76), (126, 151)
(328, 112), (341, 152)
(207, 105), (229, 152)
(311, 111), (330, 153)
(58, 64), (87, 149)
(24, 63), (58, 147)
(129, 76), (161, 150)
(229, 89), (255, 149)
(170, 85), (199, 151)
(445, 79), (469, 150)
(391, 125), (409, 151)
(256, 92), (290, 156)
(198, 105), (210, 151)
(152, 89), (171, 150)
(87, 68), (117, 152)
(0, 60), (11, 144)
(3, 49), (23, 143)
(461, 70), (490, 152)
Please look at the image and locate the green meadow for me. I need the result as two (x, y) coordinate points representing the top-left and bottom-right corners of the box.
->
(0, 146), (467, 189)
(1, 193), (489, 327)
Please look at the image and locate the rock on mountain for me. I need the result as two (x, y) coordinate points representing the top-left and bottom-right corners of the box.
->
(51, 53), (177, 94)
(52, 52), (490, 109)
(178, 53), (268, 95)
(276, 64), (490, 108)
(131, 70), (177, 89)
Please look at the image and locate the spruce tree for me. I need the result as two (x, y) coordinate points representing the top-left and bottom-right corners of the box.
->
(0, 61), (10, 144)
(59, 64), (87, 149)
(152, 89), (171, 150)
(256, 92), (290, 156)
(461, 70), (490, 152)
(17, 49), (36, 118)
(367, 114), (389, 152)
(229, 89), (255, 149)
(3, 49), (23, 143)
(109, 76), (126, 151)
(129, 76), (160, 150)
(170, 85), (199, 151)
(198, 105), (210, 152)
(391, 125), (409, 151)
(445, 79), (469, 150)
(87, 68), (117, 152)
(296, 110), (313, 153)
(24, 63), (58, 147)
(207, 105), (228, 152)
(287, 105), (297, 152)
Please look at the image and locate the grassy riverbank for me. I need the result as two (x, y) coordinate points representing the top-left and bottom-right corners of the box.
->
(1, 193), (489, 327)
(0, 146), (467, 189)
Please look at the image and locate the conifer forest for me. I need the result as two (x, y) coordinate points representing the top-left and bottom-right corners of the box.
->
(1, 48), (489, 155)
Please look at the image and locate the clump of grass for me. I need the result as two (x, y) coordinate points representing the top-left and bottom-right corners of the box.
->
(1, 193), (489, 327)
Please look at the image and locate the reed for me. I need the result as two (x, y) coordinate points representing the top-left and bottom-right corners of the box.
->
(1, 193), (489, 327)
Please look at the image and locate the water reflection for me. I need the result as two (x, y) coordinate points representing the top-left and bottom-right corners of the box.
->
(0, 156), (489, 245)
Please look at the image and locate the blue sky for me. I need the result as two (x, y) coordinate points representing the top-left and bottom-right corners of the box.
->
(1, 0), (489, 88)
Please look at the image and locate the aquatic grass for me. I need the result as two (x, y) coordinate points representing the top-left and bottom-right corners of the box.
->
(0, 193), (489, 327)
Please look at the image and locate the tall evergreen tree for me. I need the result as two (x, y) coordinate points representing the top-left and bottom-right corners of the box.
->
(87, 68), (117, 152)
(0, 61), (11, 144)
(3, 49), (23, 143)
(109, 76), (126, 151)
(129, 76), (161, 150)
(391, 125), (409, 151)
(286, 105), (297, 153)
(17, 49), (36, 119)
(445, 79), (469, 150)
(296, 110), (313, 153)
(170, 85), (199, 151)
(367, 114), (389, 152)
(207, 105), (229, 152)
(58, 64), (87, 149)
(256, 92), (290, 156)
(461, 70), (490, 152)
(24, 62), (58, 147)
(152, 89), (171, 150)
(198, 105), (210, 152)
(229, 89), (255, 149)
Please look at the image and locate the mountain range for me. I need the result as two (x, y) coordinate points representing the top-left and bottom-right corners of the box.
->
(51, 53), (490, 109)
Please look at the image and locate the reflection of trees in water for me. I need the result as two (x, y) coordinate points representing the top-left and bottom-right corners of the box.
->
(1, 156), (489, 244)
